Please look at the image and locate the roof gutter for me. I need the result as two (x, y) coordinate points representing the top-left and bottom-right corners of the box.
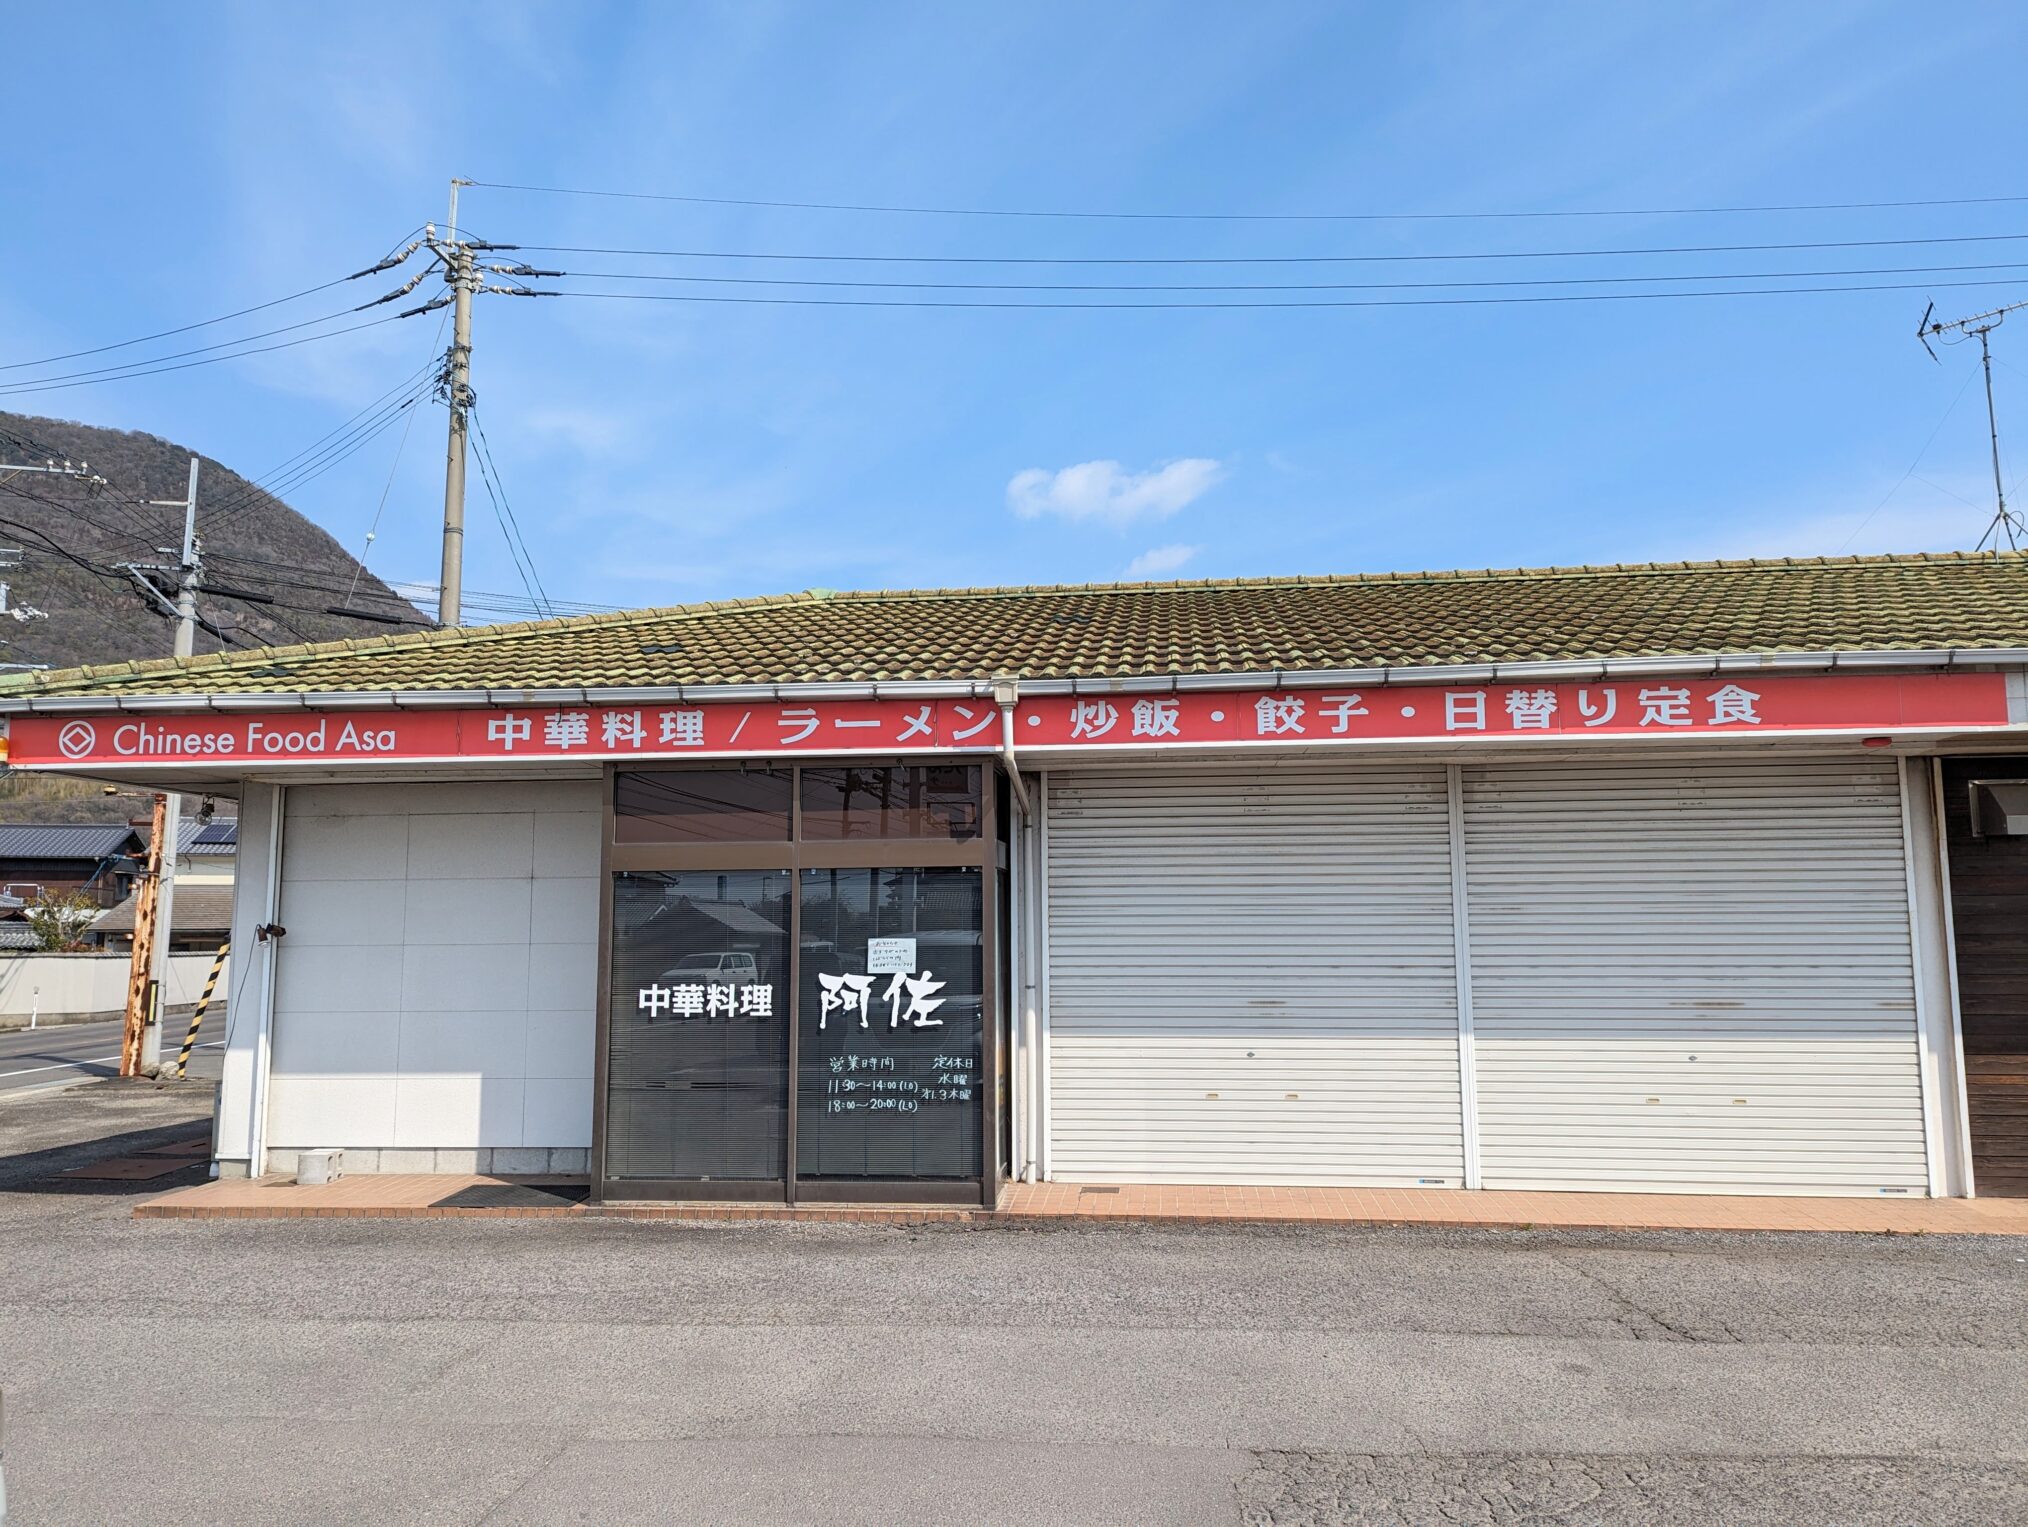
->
(6, 647), (2028, 716)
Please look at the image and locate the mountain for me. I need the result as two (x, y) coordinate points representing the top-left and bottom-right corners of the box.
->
(0, 409), (427, 675)
(0, 770), (161, 826)
(0, 410), (430, 823)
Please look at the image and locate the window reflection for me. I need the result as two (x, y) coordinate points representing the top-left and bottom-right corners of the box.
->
(615, 768), (792, 843)
(800, 764), (981, 840)
(606, 870), (790, 1181)
(796, 866), (983, 1181)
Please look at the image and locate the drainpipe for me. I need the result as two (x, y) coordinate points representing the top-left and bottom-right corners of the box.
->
(992, 675), (1032, 820)
(993, 677), (1043, 1182)
(245, 785), (287, 1176)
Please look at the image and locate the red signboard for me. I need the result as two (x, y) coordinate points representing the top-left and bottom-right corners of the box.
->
(5, 672), (2011, 768)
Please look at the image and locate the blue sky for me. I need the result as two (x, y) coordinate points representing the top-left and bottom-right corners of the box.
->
(3, 2), (2026, 619)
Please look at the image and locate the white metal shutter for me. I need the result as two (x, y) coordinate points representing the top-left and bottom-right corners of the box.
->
(1046, 763), (1464, 1185)
(1462, 755), (1928, 1194)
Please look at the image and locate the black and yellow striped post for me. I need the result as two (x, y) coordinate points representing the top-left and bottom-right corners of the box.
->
(175, 940), (230, 1078)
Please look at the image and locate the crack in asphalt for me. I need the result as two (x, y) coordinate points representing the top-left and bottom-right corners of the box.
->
(1547, 1253), (1709, 1343)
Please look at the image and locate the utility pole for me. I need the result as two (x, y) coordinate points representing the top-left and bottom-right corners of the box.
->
(131, 456), (200, 1073)
(1918, 300), (2028, 552)
(171, 455), (200, 658)
(438, 241), (475, 627)
(120, 792), (167, 1078)
(418, 179), (555, 628)
(0, 461), (97, 668)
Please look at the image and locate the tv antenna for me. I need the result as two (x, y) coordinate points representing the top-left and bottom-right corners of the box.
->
(1917, 298), (2028, 551)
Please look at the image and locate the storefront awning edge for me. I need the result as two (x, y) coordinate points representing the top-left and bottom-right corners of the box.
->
(5, 647), (2028, 717)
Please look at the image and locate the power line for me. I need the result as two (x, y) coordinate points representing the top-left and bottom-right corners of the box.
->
(505, 230), (2028, 268)
(202, 368), (438, 529)
(0, 478), (263, 651)
(543, 258), (2028, 297)
(205, 545), (415, 579)
(0, 301), (421, 395)
(0, 230), (425, 374)
(469, 411), (552, 618)
(216, 561), (602, 626)
(204, 580), (410, 637)
(462, 178), (2028, 224)
(0, 312), (413, 400)
(0, 481), (428, 635)
(2, 278), (352, 376)
(0, 515), (578, 631)
(203, 395), (423, 530)
(203, 584), (320, 643)
(1836, 361), (1987, 552)
(0, 486), (478, 645)
(0, 452), (169, 551)
(536, 273), (2028, 313)
(202, 546), (608, 619)
(0, 472), (164, 557)
(216, 356), (435, 500)
(200, 552), (427, 611)
(343, 310), (452, 607)
(236, 389), (429, 512)
(0, 510), (132, 593)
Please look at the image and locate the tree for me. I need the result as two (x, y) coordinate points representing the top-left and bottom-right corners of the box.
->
(24, 888), (100, 952)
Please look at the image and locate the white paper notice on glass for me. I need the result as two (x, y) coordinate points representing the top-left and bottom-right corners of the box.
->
(866, 937), (917, 975)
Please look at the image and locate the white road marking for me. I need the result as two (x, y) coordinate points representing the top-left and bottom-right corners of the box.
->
(0, 1040), (222, 1080)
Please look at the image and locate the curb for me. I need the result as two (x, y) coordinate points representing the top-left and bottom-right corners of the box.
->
(129, 1199), (2015, 1235)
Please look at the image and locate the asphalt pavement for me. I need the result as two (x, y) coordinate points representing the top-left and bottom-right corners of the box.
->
(0, 1081), (2024, 1525)
(0, 1017), (223, 1096)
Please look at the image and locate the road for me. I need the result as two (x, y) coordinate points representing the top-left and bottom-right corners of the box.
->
(0, 1016), (223, 1096)
(0, 1081), (2025, 1525)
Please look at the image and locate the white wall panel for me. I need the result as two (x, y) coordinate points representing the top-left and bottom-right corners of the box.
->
(267, 1075), (397, 1147)
(266, 779), (600, 1155)
(1046, 763), (1464, 1186)
(1461, 757), (1928, 1194)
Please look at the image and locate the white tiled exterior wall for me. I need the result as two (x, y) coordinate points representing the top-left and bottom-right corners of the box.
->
(262, 780), (601, 1171)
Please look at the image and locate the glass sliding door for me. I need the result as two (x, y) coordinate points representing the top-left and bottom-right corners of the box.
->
(796, 866), (984, 1184)
(605, 869), (792, 1187)
(597, 761), (999, 1205)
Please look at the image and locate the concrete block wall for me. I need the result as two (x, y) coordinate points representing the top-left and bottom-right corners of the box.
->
(264, 780), (600, 1169)
(0, 951), (229, 1027)
(264, 1146), (590, 1177)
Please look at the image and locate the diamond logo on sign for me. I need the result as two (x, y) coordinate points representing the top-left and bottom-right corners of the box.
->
(57, 721), (96, 759)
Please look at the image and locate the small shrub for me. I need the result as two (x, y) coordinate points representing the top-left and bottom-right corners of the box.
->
(24, 888), (100, 951)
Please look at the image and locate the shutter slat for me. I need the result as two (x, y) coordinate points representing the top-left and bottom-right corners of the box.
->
(1048, 763), (1464, 1186)
(1463, 756), (1928, 1194)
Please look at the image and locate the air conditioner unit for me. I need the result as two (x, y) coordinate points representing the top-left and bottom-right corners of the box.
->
(1967, 779), (2028, 839)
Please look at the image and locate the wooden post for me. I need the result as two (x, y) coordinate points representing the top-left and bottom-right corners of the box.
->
(120, 793), (167, 1078)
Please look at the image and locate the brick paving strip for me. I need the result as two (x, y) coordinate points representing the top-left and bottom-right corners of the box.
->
(129, 1174), (2028, 1234)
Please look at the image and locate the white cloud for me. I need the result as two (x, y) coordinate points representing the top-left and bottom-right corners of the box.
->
(1124, 544), (1202, 579)
(1006, 457), (1223, 526)
(521, 405), (636, 457)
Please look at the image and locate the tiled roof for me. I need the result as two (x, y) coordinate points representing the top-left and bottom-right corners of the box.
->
(93, 884), (235, 935)
(175, 819), (238, 856)
(6, 553), (2028, 700)
(0, 824), (143, 861)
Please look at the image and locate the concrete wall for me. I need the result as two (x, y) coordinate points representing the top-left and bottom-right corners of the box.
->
(259, 780), (600, 1174)
(0, 951), (228, 1028)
